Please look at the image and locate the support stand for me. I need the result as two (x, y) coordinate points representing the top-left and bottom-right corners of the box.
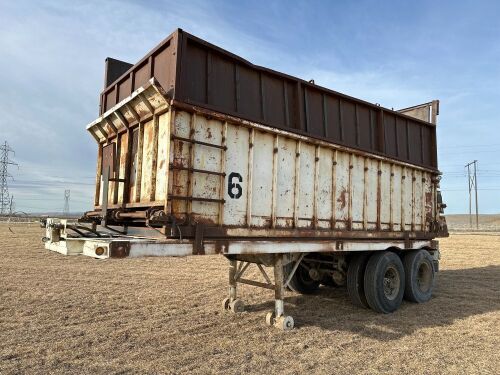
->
(222, 254), (296, 330)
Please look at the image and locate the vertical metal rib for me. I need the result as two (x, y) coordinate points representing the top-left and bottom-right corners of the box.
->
(293, 141), (301, 228)
(219, 121), (228, 226)
(348, 153), (353, 230)
(401, 167), (406, 231)
(246, 128), (254, 226)
(187, 114), (196, 216)
(135, 122), (144, 202)
(362, 157), (368, 230)
(271, 135), (279, 228)
(331, 150), (337, 229)
(389, 164), (394, 231)
(313, 146), (320, 229)
(95, 144), (103, 206)
(149, 115), (159, 202)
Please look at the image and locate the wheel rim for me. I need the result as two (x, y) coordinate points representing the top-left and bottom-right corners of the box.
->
(416, 261), (432, 293)
(383, 265), (400, 300)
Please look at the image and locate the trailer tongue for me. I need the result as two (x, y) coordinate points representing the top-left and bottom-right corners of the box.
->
(41, 29), (448, 330)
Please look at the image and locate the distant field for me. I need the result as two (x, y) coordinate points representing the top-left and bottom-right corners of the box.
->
(446, 214), (500, 231)
(1, 224), (499, 374)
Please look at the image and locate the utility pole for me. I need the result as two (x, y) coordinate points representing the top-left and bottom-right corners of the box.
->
(0, 141), (18, 215)
(63, 189), (70, 217)
(465, 160), (479, 229)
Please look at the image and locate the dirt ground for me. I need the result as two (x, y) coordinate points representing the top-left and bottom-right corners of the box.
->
(1, 224), (499, 374)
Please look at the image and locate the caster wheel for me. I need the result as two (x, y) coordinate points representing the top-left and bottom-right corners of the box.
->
(229, 299), (244, 313)
(222, 298), (230, 311)
(265, 311), (275, 326)
(275, 315), (294, 331)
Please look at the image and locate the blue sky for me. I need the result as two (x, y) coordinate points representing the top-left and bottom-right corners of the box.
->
(0, 0), (499, 214)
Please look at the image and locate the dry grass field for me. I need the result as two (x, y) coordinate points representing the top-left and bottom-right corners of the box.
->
(1, 224), (499, 374)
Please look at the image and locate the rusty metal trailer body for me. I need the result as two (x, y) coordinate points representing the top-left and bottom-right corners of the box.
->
(42, 29), (448, 330)
(87, 80), (444, 248)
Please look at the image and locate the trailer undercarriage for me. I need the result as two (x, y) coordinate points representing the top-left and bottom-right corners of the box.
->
(42, 218), (440, 330)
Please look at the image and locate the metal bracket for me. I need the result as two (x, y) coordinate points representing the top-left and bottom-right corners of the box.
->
(193, 223), (205, 255)
(235, 262), (250, 281)
(283, 253), (305, 289)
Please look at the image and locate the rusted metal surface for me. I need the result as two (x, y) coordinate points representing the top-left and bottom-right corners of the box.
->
(88, 77), (447, 253)
(103, 58), (133, 91)
(398, 101), (439, 125)
(100, 29), (438, 169)
(43, 220), (439, 258)
(109, 241), (131, 258)
(102, 143), (115, 175)
(88, 84), (445, 239)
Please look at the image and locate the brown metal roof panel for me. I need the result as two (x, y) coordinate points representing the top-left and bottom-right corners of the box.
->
(99, 28), (438, 169)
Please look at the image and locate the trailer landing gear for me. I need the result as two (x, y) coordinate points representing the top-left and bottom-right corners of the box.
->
(222, 254), (296, 330)
(221, 259), (246, 313)
(266, 254), (294, 330)
(222, 297), (244, 313)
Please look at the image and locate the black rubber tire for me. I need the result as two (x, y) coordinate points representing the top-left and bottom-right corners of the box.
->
(364, 251), (405, 314)
(347, 253), (370, 308)
(403, 250), (435, 303)
(285, 262), (320, 294)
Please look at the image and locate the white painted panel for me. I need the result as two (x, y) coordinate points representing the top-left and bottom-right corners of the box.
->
(161, 110), (438, 237)
(251, 131), (273, 227)
(392, 165), (402, 231)
(414, 170), (423, 229)
(224, 125), (249, 226)
(275, 137), (296, 227)
(351, 155), (364, 229)
(403, 168), (413, 231)
(155, 112), (170, 201)
(128, 128), (139, 202)
(425, 173), (434, 231)
(170, 111), (191, 215)
(191, 117), (222, 222)
(140, 119), (154, 201)
(334, 152), (349, 229)
(297, 143), (315, 228)
(192, 116), (222, 174)
(366, 158), (378, 229)
(316, 147), (333, 228)
(117, 132), (128, 204)
(380, 162), (391, 230)
(107, 139), (117, 205)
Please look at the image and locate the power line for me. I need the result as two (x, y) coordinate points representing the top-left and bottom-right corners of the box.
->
(63, 190), (70, 217)
(465, 160), (479, 229)
(442, 188), (500, 191)
(11, 179), (95, 186)
(0, 141), (18, 215)
(16, 197), (90, 202)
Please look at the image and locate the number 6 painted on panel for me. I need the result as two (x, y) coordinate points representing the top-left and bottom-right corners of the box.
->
(228, 172), (243, 199)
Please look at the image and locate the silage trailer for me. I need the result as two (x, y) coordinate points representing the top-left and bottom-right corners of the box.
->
(42, 29), (448, 330)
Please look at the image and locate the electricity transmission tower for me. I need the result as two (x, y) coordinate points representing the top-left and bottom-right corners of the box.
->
(465, 160), (479, 229)
(63, 190), (70, 217)
(0, 141), (18, 215)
